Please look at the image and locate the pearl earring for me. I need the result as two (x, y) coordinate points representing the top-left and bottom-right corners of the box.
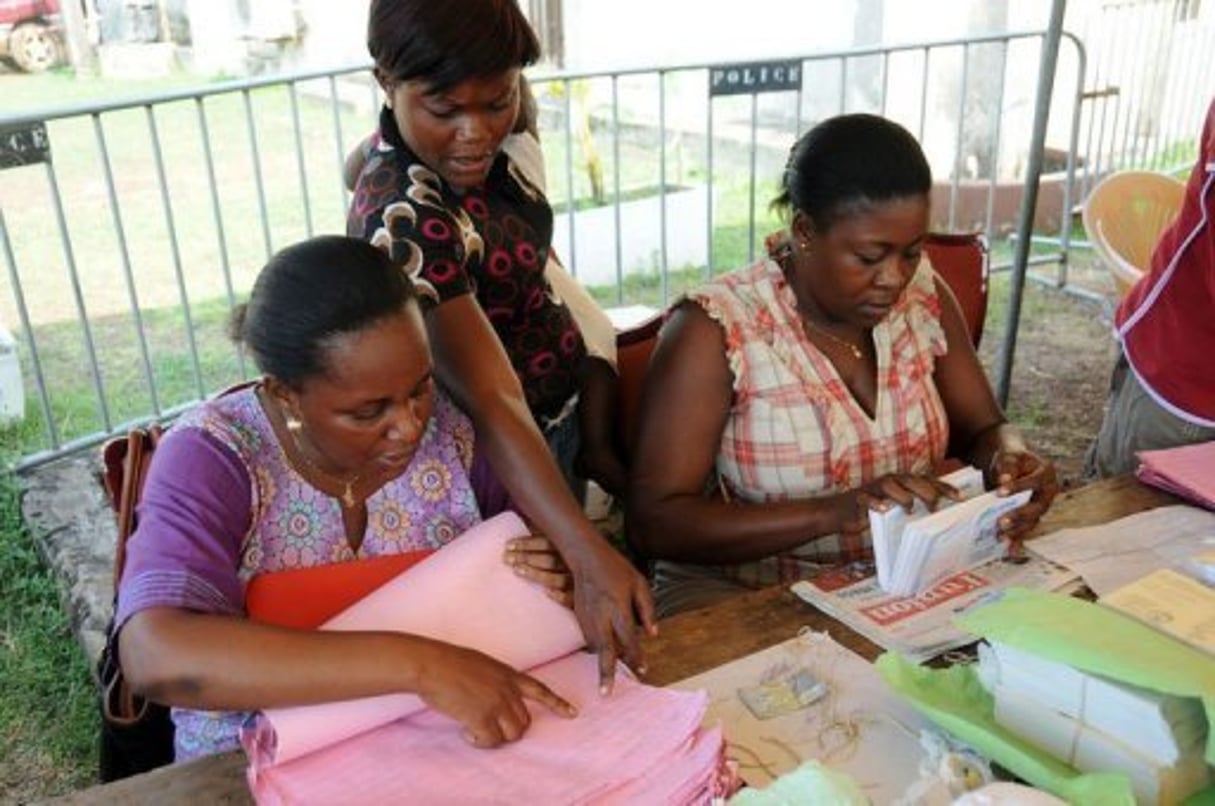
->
(286, 417), (303, 432)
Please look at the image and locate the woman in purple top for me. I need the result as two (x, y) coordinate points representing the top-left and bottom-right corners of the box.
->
(116, 236), (577, 761)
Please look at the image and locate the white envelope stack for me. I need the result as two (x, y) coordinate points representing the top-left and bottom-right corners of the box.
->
(870, 466), (1030, 596)
(978, 640), (1211, 804)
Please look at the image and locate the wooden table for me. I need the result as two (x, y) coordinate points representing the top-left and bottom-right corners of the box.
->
(55, 475), (1177, 804)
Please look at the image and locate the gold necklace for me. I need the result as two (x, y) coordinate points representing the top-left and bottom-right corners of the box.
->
(268, 384), (366, 505)
(775, 243), (866, 361)
(289, 430), (364, 508)
(801, 316), (865, 360)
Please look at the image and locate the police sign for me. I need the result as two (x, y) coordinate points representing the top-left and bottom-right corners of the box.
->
(709, 60), (802, 96)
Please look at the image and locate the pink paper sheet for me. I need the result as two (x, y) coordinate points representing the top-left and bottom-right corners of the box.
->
(241, 512), (585, 767)
(1137, 440), (1215, 510)
(249, 652), (722, 806)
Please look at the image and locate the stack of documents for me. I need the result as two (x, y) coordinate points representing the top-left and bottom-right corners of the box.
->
(1101, 568), (1215, 657)
(869, 466), (1030, 596)
(242, 513), (735, 804)
(1136, 440), (1215, 510)
(978, 640), (1211, 804)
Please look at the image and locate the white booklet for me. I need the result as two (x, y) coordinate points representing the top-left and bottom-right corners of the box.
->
(870, 466), (1031, 596)
(869, 466), (986, 591)
(976, 640), (1208, 767)
(895, 488), (1031, 596)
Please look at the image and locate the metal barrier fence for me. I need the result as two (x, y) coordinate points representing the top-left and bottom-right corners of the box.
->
(1, 17), (1210, 469)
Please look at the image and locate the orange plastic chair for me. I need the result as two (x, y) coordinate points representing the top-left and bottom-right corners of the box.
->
(1081, 171), (1186, 297)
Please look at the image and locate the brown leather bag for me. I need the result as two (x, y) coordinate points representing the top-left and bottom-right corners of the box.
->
(96, 425), (175, 782)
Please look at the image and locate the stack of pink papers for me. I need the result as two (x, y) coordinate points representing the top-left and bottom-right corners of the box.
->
(1136, 440), (1215, 510)
(241, 513), (733, 804)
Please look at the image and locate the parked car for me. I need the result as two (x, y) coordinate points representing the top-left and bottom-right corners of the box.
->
(0, 0), (63, 72)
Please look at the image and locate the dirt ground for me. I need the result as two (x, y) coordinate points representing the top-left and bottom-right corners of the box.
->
(977, 257), (1119, 490)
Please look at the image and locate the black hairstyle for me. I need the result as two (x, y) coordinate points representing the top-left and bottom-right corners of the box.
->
(367, 0), (541, 93)
(229, 235), (417, 387)
(772, 113), (932, 232)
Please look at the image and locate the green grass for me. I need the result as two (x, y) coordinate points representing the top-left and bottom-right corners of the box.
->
(2, 87), (785, 457)
(0, 466), (99, 797)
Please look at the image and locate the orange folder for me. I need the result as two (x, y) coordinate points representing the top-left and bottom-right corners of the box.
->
(245, 550), (434, 630)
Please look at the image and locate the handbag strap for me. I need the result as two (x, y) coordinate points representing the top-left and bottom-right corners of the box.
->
(99, 424), (162, 725)
(106, 425), (163, 592)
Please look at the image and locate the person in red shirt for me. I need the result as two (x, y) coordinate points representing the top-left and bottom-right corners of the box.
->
(1085, 97), (1215, 478)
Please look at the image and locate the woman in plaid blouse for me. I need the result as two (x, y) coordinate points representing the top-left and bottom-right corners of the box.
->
(628, 115), (1059, 616)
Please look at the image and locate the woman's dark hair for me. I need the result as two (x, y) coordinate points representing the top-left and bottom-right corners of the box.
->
(229, 236), (417, 387)
(772, 113), (932, 232)
(368, 0), (541, 92)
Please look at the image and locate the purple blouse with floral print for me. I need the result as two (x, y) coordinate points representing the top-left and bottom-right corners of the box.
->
(115, 386), (498, 761)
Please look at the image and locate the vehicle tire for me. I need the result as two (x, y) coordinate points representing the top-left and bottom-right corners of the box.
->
(10, 21), (63, 73)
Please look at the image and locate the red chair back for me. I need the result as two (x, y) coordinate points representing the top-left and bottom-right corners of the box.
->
(923, 232), (988, 348)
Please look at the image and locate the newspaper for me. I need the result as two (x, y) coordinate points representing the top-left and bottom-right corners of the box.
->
(790, 556), (1080, 663)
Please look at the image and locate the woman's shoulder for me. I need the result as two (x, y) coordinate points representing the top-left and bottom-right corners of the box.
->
(426, 387), (477, 464)
(888, 258), (947, 356)
(688, 258), (787, 322)
(499, 132), (547, 197)
(170, 386), (273, 463)
(897, 257), (945, 319)
(431, 387), (473, 433)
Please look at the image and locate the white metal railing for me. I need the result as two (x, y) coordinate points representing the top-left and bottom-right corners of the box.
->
(1, 17), (1211, 469)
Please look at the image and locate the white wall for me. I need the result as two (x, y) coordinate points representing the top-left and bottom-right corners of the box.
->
(560, 0), (857, 72)
(294, 0), (369, 68)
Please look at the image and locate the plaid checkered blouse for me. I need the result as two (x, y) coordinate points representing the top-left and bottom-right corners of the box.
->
(690, 255), (950, 586)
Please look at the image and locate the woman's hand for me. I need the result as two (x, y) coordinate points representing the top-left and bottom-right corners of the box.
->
(565, 541), (656, 694)
(416, 642), (577, 748)
(504, 535), (574, 608)
(988, 449), (1058, 545)
(853, 472), (966, 516)
(507, 534), (656, 691)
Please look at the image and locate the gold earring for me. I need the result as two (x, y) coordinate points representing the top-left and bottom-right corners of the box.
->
(286, 417), (302, 432)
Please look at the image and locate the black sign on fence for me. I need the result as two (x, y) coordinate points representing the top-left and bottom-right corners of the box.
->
(0, 122), (51, 170)
(709, 60), (802, 97)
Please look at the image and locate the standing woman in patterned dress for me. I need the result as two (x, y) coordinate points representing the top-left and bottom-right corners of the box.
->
(346, 0), (654, 687)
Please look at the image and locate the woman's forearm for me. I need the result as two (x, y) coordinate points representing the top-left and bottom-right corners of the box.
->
(965, 420), (1021, 483)
(576, 356), (626, 497)
(627, 490), (857, 564)
(472, 385), (607, 561)
(119, 608), (440, 711)
(426, 297), (608, 566)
